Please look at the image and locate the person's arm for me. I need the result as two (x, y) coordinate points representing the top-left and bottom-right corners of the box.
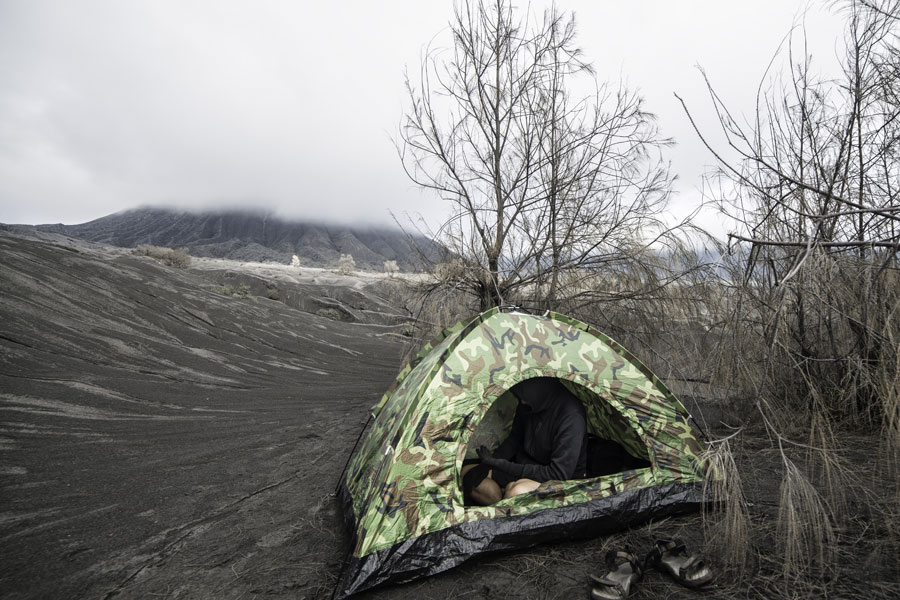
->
(491, 404), (525, 460)
(479, 408), (586, 482)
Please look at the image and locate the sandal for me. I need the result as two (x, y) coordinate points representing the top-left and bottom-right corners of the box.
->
(645, 538), (713, 588)
(590, 550), (643, 599)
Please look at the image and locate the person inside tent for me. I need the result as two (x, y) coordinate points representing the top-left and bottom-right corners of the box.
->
(461, 377), (588, 505)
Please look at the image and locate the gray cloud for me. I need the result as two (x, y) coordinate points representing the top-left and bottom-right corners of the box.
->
(0, 1), (843, 233)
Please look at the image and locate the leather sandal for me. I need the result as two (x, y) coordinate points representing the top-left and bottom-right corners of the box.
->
(590, 550), (643, 599)
(645, 538), (713, 588)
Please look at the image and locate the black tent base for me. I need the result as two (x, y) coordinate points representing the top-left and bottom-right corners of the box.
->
(335, 481), (707, 599)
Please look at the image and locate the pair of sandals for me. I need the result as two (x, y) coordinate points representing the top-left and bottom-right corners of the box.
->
(590, 539), (713, 599)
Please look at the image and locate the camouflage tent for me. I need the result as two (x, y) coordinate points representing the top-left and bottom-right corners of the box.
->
(336, 308), (708, 598)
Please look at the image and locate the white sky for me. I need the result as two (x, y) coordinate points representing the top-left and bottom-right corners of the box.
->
(0, 1), (845, 235)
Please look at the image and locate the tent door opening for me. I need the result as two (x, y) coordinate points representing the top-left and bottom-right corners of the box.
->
(464, 377), (651, 481)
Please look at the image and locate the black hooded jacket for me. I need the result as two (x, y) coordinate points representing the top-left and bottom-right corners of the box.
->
(490, 378), (587, 484)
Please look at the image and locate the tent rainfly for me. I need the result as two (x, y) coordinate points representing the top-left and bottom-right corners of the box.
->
(336, 308), (709, 598)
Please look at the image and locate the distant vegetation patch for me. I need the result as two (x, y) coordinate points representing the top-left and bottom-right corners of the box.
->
(132, 244), (191, 269)
(215, 284), (252, 299)
(316, 308), (344, 321)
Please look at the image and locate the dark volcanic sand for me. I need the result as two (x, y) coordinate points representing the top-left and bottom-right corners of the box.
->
(2, 230), (898, 600)
(0, 232), (404, 599)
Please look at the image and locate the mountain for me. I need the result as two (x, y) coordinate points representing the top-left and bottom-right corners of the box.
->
(36, 207), (442, 271)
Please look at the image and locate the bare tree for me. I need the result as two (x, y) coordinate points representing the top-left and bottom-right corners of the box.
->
(399, 0), (543, 309)
(399, 0), (684, 312)
(383, 260), (400, 277)
(337, 253), (356, 275)
(519, 10), (680, 311)
(682, 0), (900, 262)
(682, 0), (900, 405)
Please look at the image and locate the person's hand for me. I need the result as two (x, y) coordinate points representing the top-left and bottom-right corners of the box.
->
(477, 445), (502, 469)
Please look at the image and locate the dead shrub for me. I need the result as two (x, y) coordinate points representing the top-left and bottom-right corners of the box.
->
(398, 280), (476, 364)
(433, 259), (468, 284)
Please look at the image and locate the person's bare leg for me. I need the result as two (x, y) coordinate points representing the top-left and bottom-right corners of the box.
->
(503, 478), (540, 498)
(471, 476), (502, 505)
(461, 464), (503, 505)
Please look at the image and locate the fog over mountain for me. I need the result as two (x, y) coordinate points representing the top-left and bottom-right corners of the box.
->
(36, 208), (442, 271)
(0, 1), (843, 234)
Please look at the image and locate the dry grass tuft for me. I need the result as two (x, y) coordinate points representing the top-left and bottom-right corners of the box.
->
(700, 438), (752, 576)
(804, 408), (851, 517)
(776, 455), (835, 582)
(399, 280), (476, 364)
(877, 307), (900, 484)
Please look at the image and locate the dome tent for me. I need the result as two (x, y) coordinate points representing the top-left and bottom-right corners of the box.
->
(336, 308), (709, 598)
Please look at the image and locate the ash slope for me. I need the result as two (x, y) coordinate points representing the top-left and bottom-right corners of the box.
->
(0, 231), (406, 599)
(36, 208), (442, 271)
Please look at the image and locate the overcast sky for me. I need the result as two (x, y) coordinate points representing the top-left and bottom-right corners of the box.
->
(0, 1), (844, 234)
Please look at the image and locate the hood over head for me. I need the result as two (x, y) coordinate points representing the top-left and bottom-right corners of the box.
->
(510, 377), (565, 412)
